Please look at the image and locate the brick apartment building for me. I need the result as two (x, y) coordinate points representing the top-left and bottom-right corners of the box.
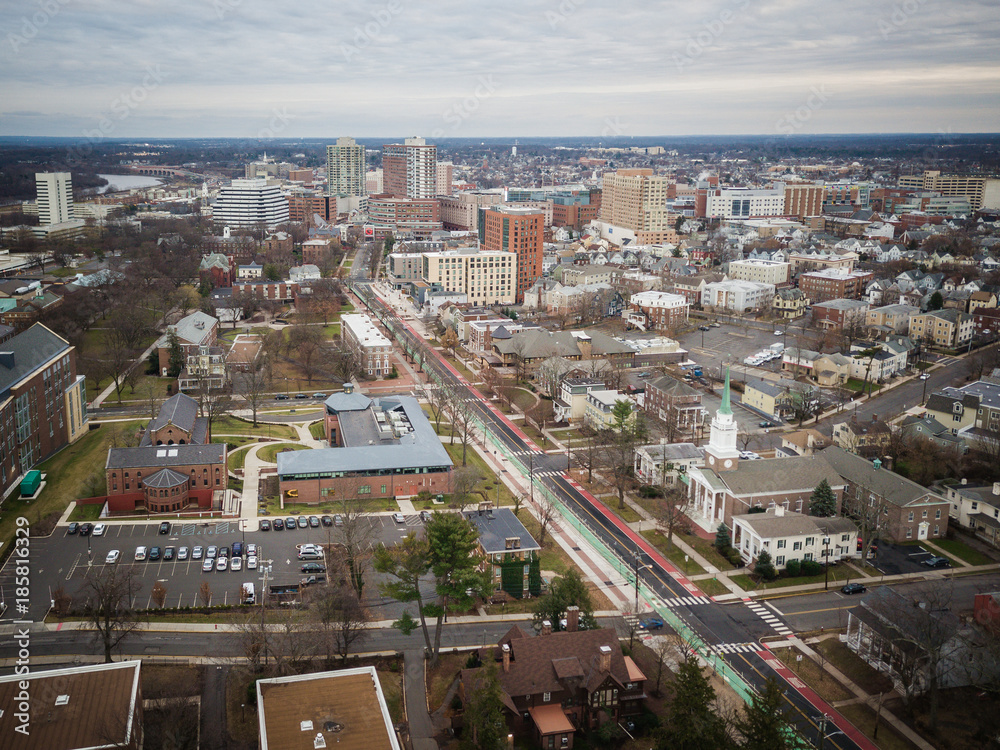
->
(798, 268), (874, 302)
(301, 238), (335, 266)
(231, 279), (298, 303)
(366, 194), (442, 237)
(644, 375), (705, 433)
(0, 323), (88, 488)
(624, 291), (689, 332)
(482, 205), (544, 301)
(811, 299), (870, 330)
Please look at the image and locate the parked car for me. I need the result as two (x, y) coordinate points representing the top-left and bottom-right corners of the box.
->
(231, 556), (243, 572)
(297, 516), (308, 528)
(922, 556), (951, 568)
(841, 583), (867, 595)
(192, 546), (204, 560)
(231, 542), (243, 557)
(218, 546), (229, 558)
(334, 514), (344, 527)
(276, 394), (290, 400)
(178, 547), (189, 560)
(206, 545), (218, 559)
(774, 330), (784, 336)
(286, 516), (298, 529)
(420, 510), (432, 523)
(247, 555), (258, 570)
(105, 549), (120, 565)
(149, 546), (161, 561)
(919, 373), (930, 380)
(273, 519), (284, 530)
(246, 543), (258, 557)
(309, 516), (320, 528)
(79, 523), (92, 536)
(710, 322), (721, 328)
(392, 512), (406, 524)
(216, 556), (228, 571)
(92, 523), (106, 537)
(159, 521), (171, 535)
(67, 522), (79, 535)
(134, 546), (147, 561)
(759, 421), (774, 428)
(202, 558), (214, 572)
(301, 562), (326, 573)
(321, 515), (333, 527)
(300, 575), (326, 586)
(294, 393), (308, 399)
(163, 546), (176, 561)
(698, 325), (710, 331)
(260, 519), (271, 531)
(312, 393), (326, 399)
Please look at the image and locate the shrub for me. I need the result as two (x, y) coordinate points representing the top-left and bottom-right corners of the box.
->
(638, 485), (664, 499)
(785, 559), (802, 577)
(801, 560), (823, 576)
(725, 547), (743, 566)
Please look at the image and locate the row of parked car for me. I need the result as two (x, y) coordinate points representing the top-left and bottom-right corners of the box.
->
(743, 349), (782, 366)
(275, 392), (328, 400)
(260, 514), (343, 531)
(110, 542), (262, 573)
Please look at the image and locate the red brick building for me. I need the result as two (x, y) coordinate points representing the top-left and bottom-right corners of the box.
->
(482, 206), (544, 301)
(644, 375), (705, 432)
(798, 268), (874, 302)
(366, 194), (442, 237)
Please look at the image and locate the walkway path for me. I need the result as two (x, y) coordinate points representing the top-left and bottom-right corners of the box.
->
(403, 649), (439, 750)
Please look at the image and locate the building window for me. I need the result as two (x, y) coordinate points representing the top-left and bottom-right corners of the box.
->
(908, 511), (914, 521)
(777, 540), (785, 549)
(793, 541), (802, 551)
(935, 509), (941, 519)
(358, 485), (371, 494)
(906, 528), (913, 539)
(543, 692), (551, 703)
(776, 556), (785, 566)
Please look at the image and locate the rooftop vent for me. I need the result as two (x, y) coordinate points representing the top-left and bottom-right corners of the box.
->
(55, 695), (69, 706)
(0, 352), (14, 369)
(300, 720), (314, 732)
(313, 733), (327, 749)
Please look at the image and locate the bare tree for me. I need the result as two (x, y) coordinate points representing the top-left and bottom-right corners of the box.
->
(536, 494), (557, 547)
(197, 381), (233, 441)
(575, 427), (604, 484)
(426, 383), (452, 435)
(451, 465), (484, 511)
(330, 491), (378, 600)
(450, 394), (477, 467)
(307, 582), (370, 666)
(103, 308), (150, 404)
(843, 478), (891, 563)
(199, 581), (212, 607)
(81, 564), (144, 662)
(650, 634), (686, 697)
(657, 483), (692, 552)
(287, 325), (325, 385)
(232, 350), (271, 427)
(150, 581), (167, 608)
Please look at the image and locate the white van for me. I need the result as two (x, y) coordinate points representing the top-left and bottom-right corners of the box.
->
(134, 546), (147, 561)
(241, 582), (255, 605)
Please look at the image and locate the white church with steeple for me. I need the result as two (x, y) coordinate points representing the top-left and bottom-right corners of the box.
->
(685, 366), (846, 534)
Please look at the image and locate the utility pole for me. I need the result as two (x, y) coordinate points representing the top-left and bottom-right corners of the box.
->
(529, 452), (534, 505)
(824, 535), (830, 591)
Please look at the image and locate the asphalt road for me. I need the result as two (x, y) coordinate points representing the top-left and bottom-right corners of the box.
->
(354, 281), (871, 750)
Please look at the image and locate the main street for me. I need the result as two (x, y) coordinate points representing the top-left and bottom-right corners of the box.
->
(353, 280), (875, 750)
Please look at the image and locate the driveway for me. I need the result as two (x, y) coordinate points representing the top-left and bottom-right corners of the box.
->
(870, 541), (937, 576)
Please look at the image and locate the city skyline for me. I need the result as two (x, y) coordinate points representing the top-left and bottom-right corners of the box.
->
(1, 0), (999, 139)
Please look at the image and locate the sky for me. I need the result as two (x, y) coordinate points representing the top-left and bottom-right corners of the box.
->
(1, 0), (998, 140)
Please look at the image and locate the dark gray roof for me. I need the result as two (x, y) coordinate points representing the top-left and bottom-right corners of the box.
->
(820, 446), (945, 508)
(106, 443), (226, 470)
(144, 467), (189, 488)
(0, 323), (71, 398)
(717, 454), (846, 497)
(146, 393), (200, 436)
(324, 390), (372, 413)
(648, 375), (699, 398)
(462, 508), (540, 554)
(278, 395), (452, 477)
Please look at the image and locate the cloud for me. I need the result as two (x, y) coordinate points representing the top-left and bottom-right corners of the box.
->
(1, 0), (998, 136)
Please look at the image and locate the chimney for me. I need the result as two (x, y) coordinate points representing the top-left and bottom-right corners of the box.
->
(566, 606), (579, 632)
(541, 619), (552, 636)
(993, 482), (1000, 496)
(882, 455), (893, 472)
(598, 645), (612, 673)
(774, 506), (785, 517)
(961, 478), (967, 485)
(502, 643), (510, 672)
(871, 414), (878, 423)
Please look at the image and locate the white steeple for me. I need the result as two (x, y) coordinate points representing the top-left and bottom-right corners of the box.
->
(705, 367), (740, 472)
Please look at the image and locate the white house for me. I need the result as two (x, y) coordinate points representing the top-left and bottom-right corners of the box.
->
(633, 442), (704, 486)
(730, 507), (859, 570)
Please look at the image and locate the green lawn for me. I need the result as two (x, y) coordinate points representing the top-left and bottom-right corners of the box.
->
(259, 497), (399, 515)
(695, 578), (730, 597)
(322, 323), (341, 338)
(227, 443), (258, 472)
(256, 442), (309, 464)
(685, 534), (739, 571)
(519, 511), (573, 577)
(444, 442), (516, 507)
(597, 496), (642, 524)
(732, 564), (858, 591)
(641, 530), (707, 576)
(510, 388), (537, 411)
(212, 435), (258, 448)
(308, 421), (327, 440)
(212, 416), (296, 440)
(68, 503), (104, 521)
(0, 422), (143, 562)
(932, 538), (995, 566)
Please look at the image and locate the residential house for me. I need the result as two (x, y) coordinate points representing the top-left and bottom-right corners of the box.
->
(643, 375), (705, 433)
(553, 377), (607, 423)
(231, 279), (298, 303)
(941, 481), (1000, 547)
(848, 341), (907, 382)
(633, 442), (704, 485)
(741, 378), (792, 420)
(493, 329), (635, 377)
(463, 506), (541, 599)
(811, 299), (870, 331)
(899, 415), (967, 454)
(810, 352), (853, 386)
(177, 344), (227, 391)
(623, 290), (690, 332)
(832, 416), (893, 456)
(772, 287), (810, 319)
(730, 507), (858, 569)
(866, 303), (918, 335)
(0, 661), (144, 750)
(821, 446), (950, 542)
(460, 624), (647, 748)
(778, 429), (829, 457)
(155, 311), (220, 376)
(584, 390), (635, 430)
(909, 308), (974, 348)
(923, 387), (982, 433)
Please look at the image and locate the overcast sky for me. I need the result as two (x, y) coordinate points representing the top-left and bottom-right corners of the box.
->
(1, 0), (998, 139)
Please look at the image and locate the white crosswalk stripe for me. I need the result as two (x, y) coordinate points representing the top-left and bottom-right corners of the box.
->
(534, 470), (565, 478)
(712, 642), (760, 655)
(745, 601), (794, 635)
(661, 596), (712, 608)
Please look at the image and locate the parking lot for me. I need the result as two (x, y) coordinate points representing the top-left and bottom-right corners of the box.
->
(869, 541), (947, 576)
(679, 323), (789, 380)
(0, 513), (432, 621)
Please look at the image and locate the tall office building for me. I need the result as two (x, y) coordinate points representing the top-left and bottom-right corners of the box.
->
(35, 172), (74, 225)
(326, 137), (366, 197)
(898, 170), (1000, 211)
(383, 136), (437, 199)
(212, 179), (289, 228)
(482, 205), (543, 302)
(599, 168), (679, 243)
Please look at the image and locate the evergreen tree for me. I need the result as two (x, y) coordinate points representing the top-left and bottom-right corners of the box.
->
(461, 658), (506, 750)
(657, 655), (732, 750)
(929, 291), (944, 310)
(166, 331), (185, 378)
(715, 522), (731, 551)
(809, 478), (837, 517)
(532, 567), (596, 631)
(754, 550), (777, 581)
(735, 677), (798, 750)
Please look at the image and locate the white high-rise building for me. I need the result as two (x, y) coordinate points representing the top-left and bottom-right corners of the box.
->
(326, 137), (366, 197)
(212, 179), (289, 228)
(35, 172), (74, 225)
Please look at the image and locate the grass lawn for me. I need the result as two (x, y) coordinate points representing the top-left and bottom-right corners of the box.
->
(425, 652), (468, 713)
(519, 512), (574, 577)
(256, 442), (309, 464)
(685, 534), (740, 571)
(322, 323), (341, 338)
(260, 497), (399, 515)
(597, 496), (642, 524)
(733, 564), (857, 591)
(510, 388), (537, 411)
(641, 530), (707, 576)
(774, 647), (853, 703)
(835, 703), (914, 750)
(227, 444), (258, 472)
(212, 416), (297, 440)
(0, 423), (142, 560)
(308, 421), (327, 440)
(695, 577), (730, 597)
(213, 435), (258, 448)
(813, 639), (894, 695)
(932, 537), (995, 566)
(844, 378), (873, 394)
(444, 443), (516, 507)
(376, 669), (404, 726)
(68, 503), (104, 521)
